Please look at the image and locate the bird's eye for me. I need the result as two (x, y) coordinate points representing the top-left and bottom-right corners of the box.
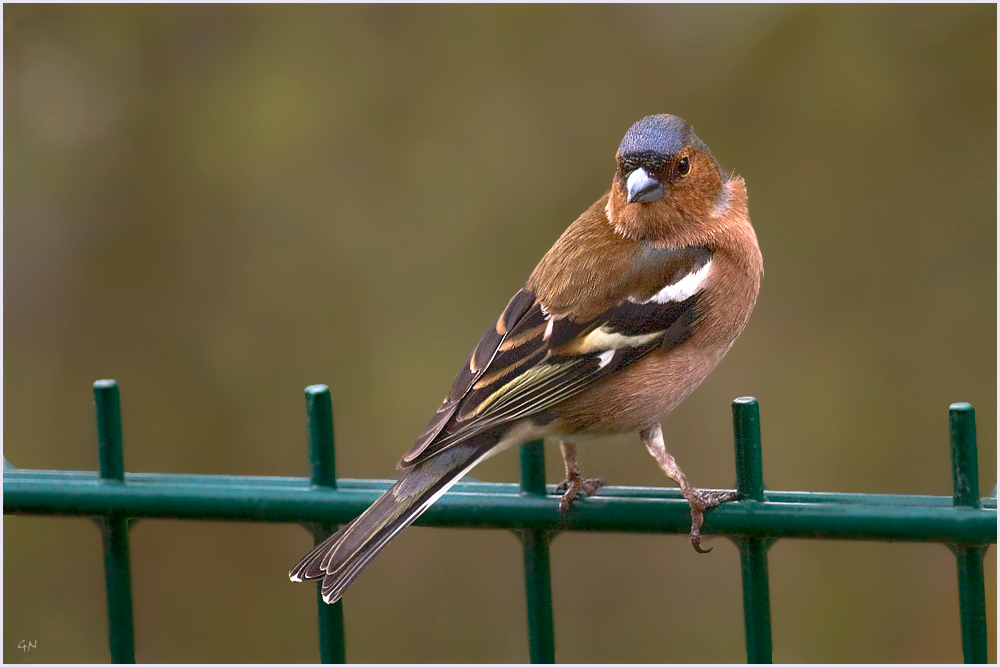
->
(677, 157), (690, 176)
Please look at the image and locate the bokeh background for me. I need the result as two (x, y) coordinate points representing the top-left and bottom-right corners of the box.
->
(4, 4), (995, 663)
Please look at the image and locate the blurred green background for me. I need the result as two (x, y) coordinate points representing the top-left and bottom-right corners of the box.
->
(4, 4), (995, 663)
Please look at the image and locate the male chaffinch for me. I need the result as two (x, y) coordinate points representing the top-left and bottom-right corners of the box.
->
(291, 114), (763, 604)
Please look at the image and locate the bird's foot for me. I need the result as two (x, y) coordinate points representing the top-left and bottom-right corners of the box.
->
(555, 474), (604, 517)
(681, 488), (738, 553)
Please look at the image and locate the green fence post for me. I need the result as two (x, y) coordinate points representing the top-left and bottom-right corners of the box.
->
(520, 440), (556, 664)
(306, 385), (347, 664)
(94, 380), (136, 664)
(733, 397), (773, 664)
(949, 403), (987, 664)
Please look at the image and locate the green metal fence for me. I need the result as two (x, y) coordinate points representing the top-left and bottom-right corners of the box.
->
(3, 380), (996, 663)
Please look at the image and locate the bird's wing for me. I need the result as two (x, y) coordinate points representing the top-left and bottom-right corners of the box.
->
(399, 245), (713, 468)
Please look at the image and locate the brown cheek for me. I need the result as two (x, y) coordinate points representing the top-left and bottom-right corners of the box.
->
(681, 165), (719, 214)
(607, 184), (627, 219)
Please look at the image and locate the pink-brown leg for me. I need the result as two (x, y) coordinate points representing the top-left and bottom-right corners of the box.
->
(555, 441), (604, 516)
(639, 424), (737, 553)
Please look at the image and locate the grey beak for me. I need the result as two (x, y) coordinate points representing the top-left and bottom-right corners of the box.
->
(626, 167), (663, 203)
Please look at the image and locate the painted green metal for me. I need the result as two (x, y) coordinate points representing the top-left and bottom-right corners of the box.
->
(93, 380), (136, 664)
(949, 403), (987, 664)
(733, 398), (764, 504)
(732, 397), (772, 664)
(305, 385), (347, 664)
(308, 385), (338, 490)
(6, 474), (995, 543)
(520, 440), (548, 498)
(519, 440), (556, 664)
(95, 380), (125, 483)
(3, 382), (997, 664)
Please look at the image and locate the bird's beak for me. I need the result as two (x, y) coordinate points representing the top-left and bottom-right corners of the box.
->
(626, 167), (663, 204)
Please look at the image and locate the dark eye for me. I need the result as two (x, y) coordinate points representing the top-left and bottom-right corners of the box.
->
(677, 157), (690, 176)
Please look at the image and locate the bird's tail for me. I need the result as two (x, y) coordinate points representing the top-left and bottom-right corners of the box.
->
(289, 436), (498, 604)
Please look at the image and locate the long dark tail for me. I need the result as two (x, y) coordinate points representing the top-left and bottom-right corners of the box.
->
(289, 436), (497, 604)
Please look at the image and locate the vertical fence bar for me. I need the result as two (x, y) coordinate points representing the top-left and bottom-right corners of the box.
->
(306, 385), (347, 664)
(94, 380), (136, 664)
(949, 403), (987, 664)
(732, 397), (772, 664)
(520, 440), (556, 664)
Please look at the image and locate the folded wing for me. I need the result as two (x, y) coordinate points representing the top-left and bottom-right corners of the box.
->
(400, 245), (713, 467)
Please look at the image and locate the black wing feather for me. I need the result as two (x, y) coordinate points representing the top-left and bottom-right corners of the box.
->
(400, 288), (536, 466)
(402, 246), (712, 467)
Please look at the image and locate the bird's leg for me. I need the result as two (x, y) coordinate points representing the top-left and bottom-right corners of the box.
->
(639, 424), (737, 553)
(555, 441), (604, 516)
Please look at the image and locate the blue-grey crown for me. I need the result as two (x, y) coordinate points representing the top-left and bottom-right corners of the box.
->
(617, 114), (697, 163)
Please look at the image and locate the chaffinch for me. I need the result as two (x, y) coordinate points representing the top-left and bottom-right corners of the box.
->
(291, 113), (763, 604)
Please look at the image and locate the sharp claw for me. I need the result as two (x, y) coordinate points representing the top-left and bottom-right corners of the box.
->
(684, 488), (737, 554)
(559, 496), (572, 520)
(692, 539), (713, 554)
(557, 476), (604, 518)
(558, 491), (575, 517)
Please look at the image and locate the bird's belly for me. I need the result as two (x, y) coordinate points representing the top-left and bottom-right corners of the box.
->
(546, 342), (730, 437)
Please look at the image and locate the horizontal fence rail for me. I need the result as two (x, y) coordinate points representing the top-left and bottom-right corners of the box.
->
(6, 473), (997, 542)
(3, 381), (996, 664)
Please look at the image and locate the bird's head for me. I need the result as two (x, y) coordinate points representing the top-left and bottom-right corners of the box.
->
(607, 114), (726, 243)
